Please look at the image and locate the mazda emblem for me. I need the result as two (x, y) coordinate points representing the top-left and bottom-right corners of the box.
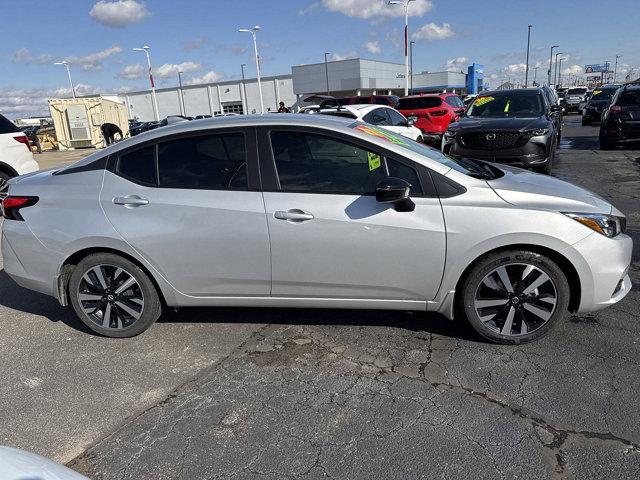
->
(486, 133), (496, 141)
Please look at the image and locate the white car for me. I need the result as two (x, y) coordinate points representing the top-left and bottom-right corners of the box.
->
(318, 104), (423, 142)
(0, 114), (39, 193)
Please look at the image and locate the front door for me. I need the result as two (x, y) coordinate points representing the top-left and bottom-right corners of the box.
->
(101, 129), (271, 297)
(260, 128), (446, 301)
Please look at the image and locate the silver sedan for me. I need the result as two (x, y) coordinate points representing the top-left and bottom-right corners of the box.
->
(1, 115), (632, 343)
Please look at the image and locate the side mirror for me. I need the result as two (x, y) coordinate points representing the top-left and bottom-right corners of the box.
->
(376, 177), (415, 212)
(550, 104), (561, 113)
(407, 116), (417, 126)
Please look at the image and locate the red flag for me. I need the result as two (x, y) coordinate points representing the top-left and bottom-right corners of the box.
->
(404, 25), (408, 56)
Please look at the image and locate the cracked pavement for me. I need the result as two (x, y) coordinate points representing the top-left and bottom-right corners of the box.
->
(2, 117), (640, 479)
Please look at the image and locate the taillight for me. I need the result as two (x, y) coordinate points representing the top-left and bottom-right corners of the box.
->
(13, 135), (31, 152)
(430, 110), (448, 117)
(2, 196), (38, 221)
(609, 105), (622, 116)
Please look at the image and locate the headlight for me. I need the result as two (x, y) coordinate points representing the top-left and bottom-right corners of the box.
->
(563, 212), (625, 238)
(444, 129), (458, 138)
(528, 128), (549, 136)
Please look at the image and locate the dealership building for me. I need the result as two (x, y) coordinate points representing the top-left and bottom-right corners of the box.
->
(118, 58), (485, 121)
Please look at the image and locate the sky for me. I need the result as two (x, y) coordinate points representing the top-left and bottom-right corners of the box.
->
(2, 0), (639, 118)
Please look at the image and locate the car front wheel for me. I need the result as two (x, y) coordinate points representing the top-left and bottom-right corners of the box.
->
(69, 253), (162, 337)
(457, 250), (570, 344)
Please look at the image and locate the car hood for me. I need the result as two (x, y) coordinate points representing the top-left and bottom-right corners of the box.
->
(487, 165), (612, 214)
(450, 117), (548, 132)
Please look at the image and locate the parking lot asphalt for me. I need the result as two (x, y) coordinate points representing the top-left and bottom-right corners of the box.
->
(1, 116), (639, 479)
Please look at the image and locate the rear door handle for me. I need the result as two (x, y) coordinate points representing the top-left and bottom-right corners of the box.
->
(113, 195), (149, 207)
(274, 209), (314, 222)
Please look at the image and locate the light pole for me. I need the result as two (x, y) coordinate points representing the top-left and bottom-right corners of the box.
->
(409, 40), (416, 94)
(613, 54), (621, 83)
(558, 57), (565, 87)
(324, 52), (331, 96)
(524, 25), (532, 87)
(240, 63), (248, 114)
(388, 0), (414, 96)
(54, 61), (76, 99)
(554, 52), (564, 86)
(533, 66), (539, 86)
(548, 45), (558, 86)
(239, 26), (264, 114)
(177, 71), (185, 116)
(133, 45), (160, 121)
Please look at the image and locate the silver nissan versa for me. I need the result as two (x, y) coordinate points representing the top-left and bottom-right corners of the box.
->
(1, 115), (632, 344)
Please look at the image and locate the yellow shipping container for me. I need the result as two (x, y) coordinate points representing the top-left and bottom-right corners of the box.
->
(48, 97), (129, 151)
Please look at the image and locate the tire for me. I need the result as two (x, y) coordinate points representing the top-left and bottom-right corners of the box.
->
(69, 253), (162, 337)
(457, 249), (570, 344)
(0, 171), (12, 195)
(416, 136), (423, 143)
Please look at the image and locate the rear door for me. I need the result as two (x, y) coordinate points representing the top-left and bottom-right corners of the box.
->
(258, 127), (446, 301)
(100, 127), (271, 296)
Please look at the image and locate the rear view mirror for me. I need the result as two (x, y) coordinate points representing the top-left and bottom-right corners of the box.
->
(376, 177), (415, 212)
(407, 116), (417, 126)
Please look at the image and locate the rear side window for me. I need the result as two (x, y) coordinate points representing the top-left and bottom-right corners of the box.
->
(617, 90), (640, 106)
(363, 108), (391, 126)
(396, 97), (442, 109)
(0, 114), (20, 134)
(116, 146), (156, 186)
(157, 134), (247, 190)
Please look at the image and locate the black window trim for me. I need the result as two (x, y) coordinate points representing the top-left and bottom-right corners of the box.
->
(107, 127), (261, 191)
(256, 125), (439, 198)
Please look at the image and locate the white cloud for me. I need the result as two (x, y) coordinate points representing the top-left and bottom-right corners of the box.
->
(63, 46), (123, 71)
(562, 64), (583, 75)
(0, 84), (101, 118)
(188, 71), (224, 85)
(331, 52), (358, 61)
(442, 57), (468, 72)
(411, 22), (454, 41)
(322, 0), (432, 19)
(117, 63), (145, 80)
(12, 48), (52, 65)
(90, 0), (150, 27)
(299, 2), (320, 15)
(503, 63), (527, 75)
(364, 41), (381, 55)
(155, 62), (201, 79)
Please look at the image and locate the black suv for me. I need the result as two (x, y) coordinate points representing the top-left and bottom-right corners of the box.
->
(582, 85), (620, 125)
(442, 88), (561, 174)
(599, 82), (640, 149)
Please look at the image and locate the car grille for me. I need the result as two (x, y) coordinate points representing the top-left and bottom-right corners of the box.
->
(461, 132), (525, 150)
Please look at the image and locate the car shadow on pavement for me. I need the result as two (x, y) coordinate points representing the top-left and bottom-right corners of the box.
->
(0, 269), (94, 334)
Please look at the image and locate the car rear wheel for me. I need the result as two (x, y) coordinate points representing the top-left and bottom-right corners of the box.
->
(458, 250), (570, 344)
(416, 135), (423, 143)
(69, 253), (162, 337)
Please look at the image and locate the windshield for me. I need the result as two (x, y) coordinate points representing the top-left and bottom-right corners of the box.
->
(466, 93), (544, 118)
(396, 97), (442, 109)
(349, 122), (500, 179)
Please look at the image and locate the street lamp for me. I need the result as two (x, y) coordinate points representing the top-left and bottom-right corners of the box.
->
(240, 64), (248, 114)
(548, 45), (559, 86)
(239, 26), (264, 114)
(558, 57), (565, 87)
(613, 54), (621, 83)
(54, 61), (76, 99)
(524, 25), (532, 87)
(388, 0), (415, 96)
(324, 52), (331, 96)
(177, 71), (185, 116)
(133, 45), (160, 121)
(554, 52), (564, 86)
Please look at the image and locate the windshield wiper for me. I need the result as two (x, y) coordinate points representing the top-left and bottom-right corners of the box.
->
(452, 156), (499, 179)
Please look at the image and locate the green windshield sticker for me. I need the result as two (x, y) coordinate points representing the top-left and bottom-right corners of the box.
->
(474, 96), (495, 107)
(504, 100), (510, 112)
(367, 152), (381, 171)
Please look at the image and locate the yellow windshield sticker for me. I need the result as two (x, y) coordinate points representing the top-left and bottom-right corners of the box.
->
(474, 96), (495, 107)
(593, 90), (603, 96)
(367, 152), (381, 171)
(354, 124), (409, 146)
(504, 100), (510, 112)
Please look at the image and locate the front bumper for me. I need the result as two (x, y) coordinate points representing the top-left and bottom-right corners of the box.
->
(443, 136), (550, 168)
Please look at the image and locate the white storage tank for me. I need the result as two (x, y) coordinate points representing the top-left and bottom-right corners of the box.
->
(48, 97), (129, 150)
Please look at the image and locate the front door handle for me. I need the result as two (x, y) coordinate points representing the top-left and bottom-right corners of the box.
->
(113, 195), (149, 207)
(274, 209), (314, 222)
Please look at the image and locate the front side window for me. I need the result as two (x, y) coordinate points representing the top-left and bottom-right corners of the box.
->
(270, 131), (422, 195)
(116, 145), (156, 186)
(157, 133), (247, 190)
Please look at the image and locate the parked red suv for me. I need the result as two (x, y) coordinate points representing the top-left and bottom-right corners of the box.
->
(396, 93), (465, 145)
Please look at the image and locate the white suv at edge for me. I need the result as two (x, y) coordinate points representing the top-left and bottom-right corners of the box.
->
(0, 114), (39, 193)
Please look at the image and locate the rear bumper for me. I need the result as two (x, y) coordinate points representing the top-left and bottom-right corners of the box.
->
(16, 159), (39, 176)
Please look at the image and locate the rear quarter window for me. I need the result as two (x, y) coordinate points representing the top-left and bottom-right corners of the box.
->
(0, 114), (20, 134)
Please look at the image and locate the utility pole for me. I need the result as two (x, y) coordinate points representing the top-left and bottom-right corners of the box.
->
(54, 61), (76, 99)
(524, 25), (532, 87)
(613, 54), (621, 83)
(388, 0), (414, 96)
(240, 63), (248, 114)
(409, 40), (415, 95)
(239, 26), (264, 114)
(324, 52), (330, 96)
(548, 45), (558, 86)
(177, 71), (185, 116)
(554, 52), (564, 86)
